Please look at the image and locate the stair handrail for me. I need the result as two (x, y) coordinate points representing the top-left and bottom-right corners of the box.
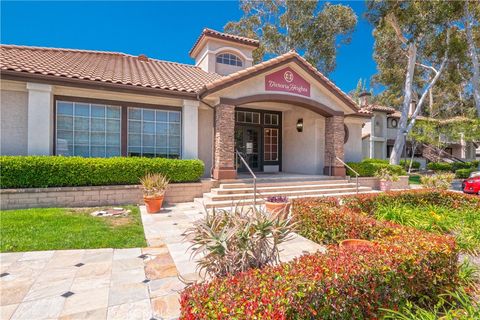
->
(421, 143), (466, 163)
(235, 149), (258, 206)
(331, 155), (359, 194)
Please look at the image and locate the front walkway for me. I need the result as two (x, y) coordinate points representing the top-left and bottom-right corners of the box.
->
(1, 202), (325, 320)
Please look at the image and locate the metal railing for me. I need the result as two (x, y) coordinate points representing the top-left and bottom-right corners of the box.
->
(331, 155), (359, 194)
(235, 150), (258, 206)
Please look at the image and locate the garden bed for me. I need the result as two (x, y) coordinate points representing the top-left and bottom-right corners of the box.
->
(1, 206), (146, 252)
(179, 191), (473, 319)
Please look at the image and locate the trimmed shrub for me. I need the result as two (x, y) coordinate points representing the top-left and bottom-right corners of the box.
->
(362, 158), (390, 164)
(0, 156), (204, 188)
(180, 192), (461, 319)
(400, 159), (421, 169)
(427, 162), (453, 172)
(455, 168), (476, 179)
(452, 161), (479, 172)
(346, 160), (406, 177)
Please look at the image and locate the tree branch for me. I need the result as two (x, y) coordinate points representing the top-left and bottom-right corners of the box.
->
(386, 13), (408, 45)
(415, 62), (439, 75)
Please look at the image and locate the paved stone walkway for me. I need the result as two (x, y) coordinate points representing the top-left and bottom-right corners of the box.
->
(1, 202), (325, 320)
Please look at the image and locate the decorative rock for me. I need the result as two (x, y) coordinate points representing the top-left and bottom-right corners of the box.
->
(90, 208), (131, 217)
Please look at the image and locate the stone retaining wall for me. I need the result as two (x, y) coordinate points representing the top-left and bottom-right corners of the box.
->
(0, 180), (215, 210)
(357, 176), (409, 190)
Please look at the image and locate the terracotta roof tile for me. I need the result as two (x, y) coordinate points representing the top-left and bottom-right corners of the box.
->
(200, 50), (359, 111)
(189, 28), (259, 57)
(360, 104), (396, 114)
(0, 44), (223, 94)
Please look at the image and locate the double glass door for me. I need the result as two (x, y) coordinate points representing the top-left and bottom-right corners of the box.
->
(235, 126), (261, 172)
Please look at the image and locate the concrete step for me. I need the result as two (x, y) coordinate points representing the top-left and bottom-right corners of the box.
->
(213, 182), (358, 195)
(203, 186), (372, 202)
(219, 179), (350, 189)
(195, 190), (379, 209)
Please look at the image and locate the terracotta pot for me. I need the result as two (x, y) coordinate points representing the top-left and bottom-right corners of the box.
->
(143, 194), (164, 214)
(339, 239), (373, 249)
(379, 180), (392, 191)
(265, 201), (291, 217)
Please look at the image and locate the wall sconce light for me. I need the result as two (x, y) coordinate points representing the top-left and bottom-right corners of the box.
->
(296, 118), (303, 132)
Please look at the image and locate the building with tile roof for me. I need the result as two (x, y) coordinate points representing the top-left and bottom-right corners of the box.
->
(1, 28), (371, 179)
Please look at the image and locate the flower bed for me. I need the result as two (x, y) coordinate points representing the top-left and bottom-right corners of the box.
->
(180, 192), (460, 319)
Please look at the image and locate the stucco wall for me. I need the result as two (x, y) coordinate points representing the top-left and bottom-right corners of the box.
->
(282, 107), (325, 174)
(198, 107), (214, 177)
(344, 122), (363, 162)
(1, 89), (28, 155)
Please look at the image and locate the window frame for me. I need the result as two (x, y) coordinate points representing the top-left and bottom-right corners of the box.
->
(216, 52), (243, 67)
(53, 96), (182, 158)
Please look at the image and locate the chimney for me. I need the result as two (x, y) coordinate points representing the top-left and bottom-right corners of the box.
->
(358, 91), (371, 107)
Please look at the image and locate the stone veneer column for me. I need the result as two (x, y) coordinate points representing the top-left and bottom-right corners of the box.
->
(324, 115), (346, 176)
(213, 104), (236, 180)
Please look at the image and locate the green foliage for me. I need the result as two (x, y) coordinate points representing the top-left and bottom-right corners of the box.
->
(375, 167), (400, 182)
(452, 161), (479, 171)
(382, 289), (480, 320)
(224, 0), (357, 74)
(346, 159), (406, 177)
(0, 156), (204, 188)
(1, 206), (146, 252)
(184, 206), (295, 277)
(427, 161), (453, 171)
(342, 190), (480, 253)
(456, 168), (476, 179)
(400, 159), (421, 169)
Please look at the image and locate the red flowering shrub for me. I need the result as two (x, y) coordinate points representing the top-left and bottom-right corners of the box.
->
(180, 192), (459, 319)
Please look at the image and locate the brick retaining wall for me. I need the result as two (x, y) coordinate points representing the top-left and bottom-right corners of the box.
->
(0, 180), (215, 210)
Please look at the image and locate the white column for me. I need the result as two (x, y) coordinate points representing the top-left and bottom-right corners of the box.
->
(26, 83), (53, 155)
(182, 99), (199, 159)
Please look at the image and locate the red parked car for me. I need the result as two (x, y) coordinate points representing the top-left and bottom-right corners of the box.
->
(462, 171), (480, 195)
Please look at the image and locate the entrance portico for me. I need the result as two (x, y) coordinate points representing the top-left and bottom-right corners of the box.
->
(201, 52), (365, 180)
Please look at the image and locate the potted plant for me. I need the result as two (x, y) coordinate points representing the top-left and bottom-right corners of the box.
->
(264, 196), (291, 217)
(375, 167), (399, 191)
(140, 173), (169, 213)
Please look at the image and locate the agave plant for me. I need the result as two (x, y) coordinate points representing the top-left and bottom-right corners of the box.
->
(184, 205), (295, 278)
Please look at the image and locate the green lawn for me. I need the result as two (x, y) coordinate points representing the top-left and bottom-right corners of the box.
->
(408, 174), (422, 185)
(1, 206), (146, 252)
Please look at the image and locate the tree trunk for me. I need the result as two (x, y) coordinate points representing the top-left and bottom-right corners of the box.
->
(390, 43), (417, 165)
(465, 4), (480, 117)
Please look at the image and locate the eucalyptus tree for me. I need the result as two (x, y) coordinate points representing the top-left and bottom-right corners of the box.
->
(224, 0), (357, 74)
(367, 0), (467, 165)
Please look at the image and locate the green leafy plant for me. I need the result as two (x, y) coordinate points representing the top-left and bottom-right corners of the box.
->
(375, 167), (400, 182)
(184, 206), (295, 278)
(0, 156), (204, 188)
(346, 159), (406, 177)
(140, 173), (169, 198)
(420, 173), (455, 190)
(427, 162), (454, 172)
(456, 168), (476, 179)
(400, 159), (421, 169)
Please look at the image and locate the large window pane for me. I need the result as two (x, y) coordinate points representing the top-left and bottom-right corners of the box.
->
(55, 101), (121, 157)
(127, 107), (181, 158)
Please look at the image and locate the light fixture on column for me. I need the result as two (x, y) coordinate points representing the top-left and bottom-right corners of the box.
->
(296, 118), (303, 132)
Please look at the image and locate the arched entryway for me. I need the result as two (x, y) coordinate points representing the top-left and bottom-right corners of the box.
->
(212, 94), (347, 180)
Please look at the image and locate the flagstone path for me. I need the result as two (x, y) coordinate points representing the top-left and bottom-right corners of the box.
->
(1, 202), (325, 320)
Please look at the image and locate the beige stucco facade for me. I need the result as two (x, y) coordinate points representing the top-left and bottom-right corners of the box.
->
(1, 32), (369, 180)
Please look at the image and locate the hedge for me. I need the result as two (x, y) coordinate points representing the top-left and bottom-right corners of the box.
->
(427, 162), (453, 172)
(455, 168), (476, 179)
(0, 156), (204, 188)
(452, 161), (479, 172)
(180, 194), (459, 319)
(346, 160), (406, 177)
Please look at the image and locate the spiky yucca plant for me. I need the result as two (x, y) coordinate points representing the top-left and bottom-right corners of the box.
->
(184, 205), (295, 278)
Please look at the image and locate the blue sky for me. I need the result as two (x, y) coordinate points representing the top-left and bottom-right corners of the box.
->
(1, 1), (377, 94)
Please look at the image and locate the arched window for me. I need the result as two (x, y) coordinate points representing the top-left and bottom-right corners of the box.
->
(216, 53), (243, 67)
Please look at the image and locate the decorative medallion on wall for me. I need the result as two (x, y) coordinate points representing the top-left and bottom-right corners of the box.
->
(265, 67), (311, 97)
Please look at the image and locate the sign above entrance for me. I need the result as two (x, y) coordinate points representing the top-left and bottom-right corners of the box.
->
(265, 67), (311, 97)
